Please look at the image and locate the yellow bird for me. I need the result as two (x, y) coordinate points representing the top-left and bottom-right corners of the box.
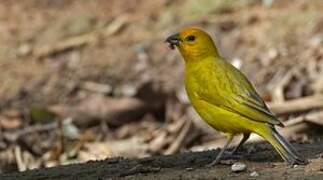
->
(165, 27), (307, 165)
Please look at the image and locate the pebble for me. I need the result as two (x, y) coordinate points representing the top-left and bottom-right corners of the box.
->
(17, 43), (32, 56)
(231, 162), (247, 172)
(250, 171), (259, 177)
(185, 167), (193, 171)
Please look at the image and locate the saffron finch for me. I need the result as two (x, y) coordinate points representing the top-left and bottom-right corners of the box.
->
(165, 27), (307, 165)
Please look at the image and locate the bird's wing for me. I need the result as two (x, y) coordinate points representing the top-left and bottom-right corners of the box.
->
(201, 92), (283, 127)
(232, 91), (284, 126)
(200, 60), (284, 127)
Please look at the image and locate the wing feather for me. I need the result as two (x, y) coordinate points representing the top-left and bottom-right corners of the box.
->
(200, 59), (284, 126)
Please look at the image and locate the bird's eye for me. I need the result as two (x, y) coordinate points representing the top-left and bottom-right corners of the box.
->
(186, 35), (196, 42)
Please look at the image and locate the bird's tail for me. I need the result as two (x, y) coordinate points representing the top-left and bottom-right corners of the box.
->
(258, 127), (307, 165)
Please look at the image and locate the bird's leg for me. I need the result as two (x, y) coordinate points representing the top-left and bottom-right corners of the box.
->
(230, 133), (250, 155)
(208, 134), (234, 166)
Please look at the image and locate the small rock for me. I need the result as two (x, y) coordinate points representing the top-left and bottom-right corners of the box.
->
(117, 84), (137, 97)
(250, 171), (259, 177)
(17, 43), (32, 56)
(185, 167), (193, 171)
(231, 162), (247, 172)
(309, 35), (322, 47)
(62, 118), (79, 140)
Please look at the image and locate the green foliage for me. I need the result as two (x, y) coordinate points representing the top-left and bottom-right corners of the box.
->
(30, 106), (57, 124)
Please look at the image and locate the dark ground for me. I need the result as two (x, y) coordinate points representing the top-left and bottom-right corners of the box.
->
(1, 142), (323, 180)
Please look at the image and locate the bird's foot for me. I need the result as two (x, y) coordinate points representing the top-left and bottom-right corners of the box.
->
(206, 151), (244, 167)
(206, 159), (220, 167)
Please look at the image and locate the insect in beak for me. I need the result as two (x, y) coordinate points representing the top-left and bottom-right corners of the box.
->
(165, 33), (182, 50)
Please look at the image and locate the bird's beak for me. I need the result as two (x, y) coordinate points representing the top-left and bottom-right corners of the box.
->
(165, 33), (182, 50)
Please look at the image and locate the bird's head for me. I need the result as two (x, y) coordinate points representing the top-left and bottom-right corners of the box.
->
(165, 27), (219, 61)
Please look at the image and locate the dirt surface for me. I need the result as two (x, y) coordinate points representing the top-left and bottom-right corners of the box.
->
(1, 142), (323, 180)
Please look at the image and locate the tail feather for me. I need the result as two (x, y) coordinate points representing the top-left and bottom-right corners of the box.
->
(260, 127), (307, 165)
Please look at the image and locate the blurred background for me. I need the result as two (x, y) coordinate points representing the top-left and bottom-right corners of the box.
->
(0, 0), (323, 173)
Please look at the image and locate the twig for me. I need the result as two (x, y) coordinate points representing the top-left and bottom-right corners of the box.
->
(81, 81), (112, 94)
(268, 94), (323, 114)
(33, 15), (128, 59)
(283, 116), (305, 127)
(149, 131), (168, 153)
(164, 119), (192, 155)
(303, 111), (323, 126)
(49, 96), (149, 127)
(267, 68), (294, 102)
(14, 146), (26, 172)
(282, 110), (323, 127)
(58, 119), (65, 155)
(3, 122), (58, 142)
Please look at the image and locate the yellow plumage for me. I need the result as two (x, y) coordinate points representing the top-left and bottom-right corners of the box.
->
(166, 27), (306, 165)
